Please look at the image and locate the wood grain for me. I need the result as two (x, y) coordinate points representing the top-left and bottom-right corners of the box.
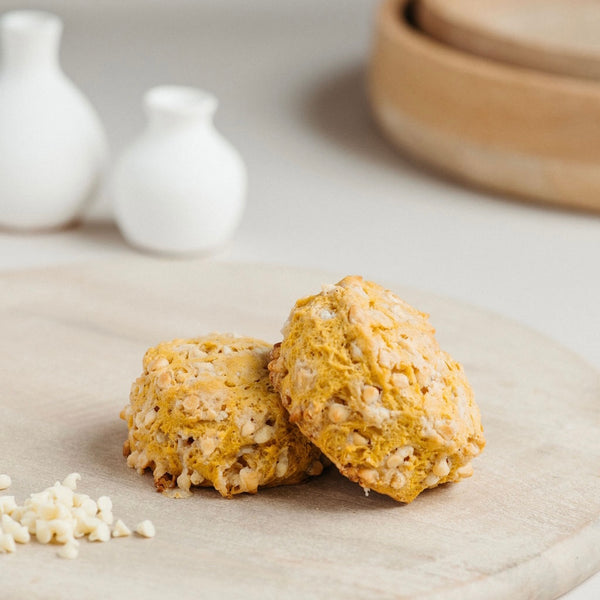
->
(416, 0), (600, 80)
(368, 0), (600, 212)
(1, 258), (599, 599)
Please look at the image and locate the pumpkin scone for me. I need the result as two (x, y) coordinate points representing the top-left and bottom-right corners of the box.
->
(269, 276), (485, 503)
(121, 334), (324, 498)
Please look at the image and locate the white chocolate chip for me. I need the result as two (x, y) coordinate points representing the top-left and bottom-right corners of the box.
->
(391, 373), (410, 389)
(432, 457), (450, 478)
(0, 532), (16, 553)
(89, 521), (110, 542)
(0, 474), (11, 490)
(292, 363), (316, 394)
(348, 305), (366, 324)
(57, 542), (79, 559)
(386, 454), (403, 469)
(52, 519), (74, 544)
(358, 468), (379, 485)
(275, 449), (289, 478)
(143, 410), (157, 427)
(97, 496), (112, 513)
(35, 520), (52, 544)
(349, 342), (363, 361)
(328, 402), (349, 424)
(80, 498), (98, 517)
(135, 520), (156, 538)
(112, 519), (131, 538)
(241, 421), (256, 437)
(457, 463), (474, 478)
(386, 446), (414, 468)
(156, 371), (172, 389)
(378, 348), (400, 369)
(238, 468), (259, 493)
(98, 510), (114, 525)
(176, 471), (191, 491)
(352, 432), (369, 446)
(61, 473), (81, 492)
(1, 514), (29, 544)
(200, 436), (218, 457)
(424, 474), (439, 487)
(361, 386), (380, 404)
(190, 471), (204, 486)
(390, 472), (407, 490)
(148, 357), (169, 372)
(0, 496), (17, 515)
(253, 425), (275, 444)
(0, 473), (155, 558)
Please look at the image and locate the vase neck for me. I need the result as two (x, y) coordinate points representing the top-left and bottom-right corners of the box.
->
(144, 86), (218, 132)
(1, 11), (62, 75)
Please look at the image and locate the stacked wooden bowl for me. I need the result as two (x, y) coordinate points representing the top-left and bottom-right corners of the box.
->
(368, 0), (600, 211)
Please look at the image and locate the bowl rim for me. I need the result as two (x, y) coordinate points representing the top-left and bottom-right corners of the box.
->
(377, 0), (600, 98)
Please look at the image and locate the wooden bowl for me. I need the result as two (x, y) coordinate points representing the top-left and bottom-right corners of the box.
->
(415, 0), (600, 81)
(368, 0), (600, 211)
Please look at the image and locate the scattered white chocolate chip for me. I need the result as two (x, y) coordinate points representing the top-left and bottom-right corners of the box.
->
(63, 473), (81, 491)
(57, 542), (79, 560)
(0, 496), (17, 515)
(97, 496), (114, 525)
(89, 521), (110, 542)
(135, 520), (155, 538)
(0, 473), (154, 558)
(35, 520), (52, 544)
(0, 474), (11, 491)
(80, 498), (98, 517)
(99, 509), (114, 525)
(62, 473), (81, 491)
(1, 515), (30, 544)
(112, 519), (131, 538)
(0, 532), (16, 553)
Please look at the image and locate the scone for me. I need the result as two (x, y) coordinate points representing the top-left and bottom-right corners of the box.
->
(121, 334), (324, 498)
(269, 276), (485, 503)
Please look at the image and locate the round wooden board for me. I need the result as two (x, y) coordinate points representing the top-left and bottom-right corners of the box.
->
(415, 0), (600, 80)
(1, 258), (600, 599)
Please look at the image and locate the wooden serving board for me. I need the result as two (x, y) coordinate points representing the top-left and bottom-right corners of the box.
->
(1, 258), (599, 599)
(416, 0), (600, 80)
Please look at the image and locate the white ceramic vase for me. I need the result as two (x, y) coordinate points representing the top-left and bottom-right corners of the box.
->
(112, 86), (247, 255)
(0, 10), (107, 230)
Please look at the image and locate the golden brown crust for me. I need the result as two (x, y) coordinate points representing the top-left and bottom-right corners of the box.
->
(269, 276), (485, 503)
(122, 334), (323, 498)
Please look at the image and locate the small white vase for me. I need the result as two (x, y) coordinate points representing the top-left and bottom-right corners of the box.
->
(112, 86), (247, 256)
(0, 10), (107, 231)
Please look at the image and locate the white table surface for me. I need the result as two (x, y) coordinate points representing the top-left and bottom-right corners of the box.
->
(0, 1), (598, 598)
